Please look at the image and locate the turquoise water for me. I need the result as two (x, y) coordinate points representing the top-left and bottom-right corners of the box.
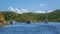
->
(0, 22), (60, 34)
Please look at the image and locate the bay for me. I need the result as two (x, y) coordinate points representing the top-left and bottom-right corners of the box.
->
(0, 22), (60, 34)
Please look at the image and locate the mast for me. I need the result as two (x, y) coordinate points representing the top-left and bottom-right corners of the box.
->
(45, 9), (48, 23)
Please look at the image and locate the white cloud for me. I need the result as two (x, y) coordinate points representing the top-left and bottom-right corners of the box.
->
(40, 3), (47, 9)
(15, 8), (23, 14)
(48, 10), (54, 13)
(40, 4), (43, 7)
(21, 9), (30, 13)
(33, 10), (45, 13)
(8, 6), (30, 14)
(14, 9), (30, 14)
(8, 6), (23, 14)
(8, 6), (15, 11)
(8, 6), (53, 14)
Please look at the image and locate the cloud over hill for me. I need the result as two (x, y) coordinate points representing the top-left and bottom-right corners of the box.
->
(8, 6), (53, 14)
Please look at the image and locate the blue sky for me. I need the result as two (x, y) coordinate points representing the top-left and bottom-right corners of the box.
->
(0, 0), (60, 11)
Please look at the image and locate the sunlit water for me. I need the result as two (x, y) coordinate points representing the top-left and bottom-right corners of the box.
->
(0, 22), (60, 34)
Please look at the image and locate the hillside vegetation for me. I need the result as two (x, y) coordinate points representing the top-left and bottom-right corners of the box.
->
(0, 9), (60, 22)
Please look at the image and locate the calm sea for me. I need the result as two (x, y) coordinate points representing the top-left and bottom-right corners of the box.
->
(0, 22), (60, 34)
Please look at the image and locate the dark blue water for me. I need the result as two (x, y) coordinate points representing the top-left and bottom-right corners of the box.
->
(0, 22), (60, 34)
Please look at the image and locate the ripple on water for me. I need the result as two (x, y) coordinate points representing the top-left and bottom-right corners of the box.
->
(0, 23), (60, 34)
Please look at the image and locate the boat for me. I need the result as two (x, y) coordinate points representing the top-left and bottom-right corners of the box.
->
(26, 20), (36, 24)
(44, 19), (48, 23)
(7, 20), (16, 25)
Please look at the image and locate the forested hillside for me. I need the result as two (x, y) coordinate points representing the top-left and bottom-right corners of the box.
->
(0, 9), (60, 22)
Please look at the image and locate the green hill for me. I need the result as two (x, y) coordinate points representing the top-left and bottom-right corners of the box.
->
(0, 9), (60, 22)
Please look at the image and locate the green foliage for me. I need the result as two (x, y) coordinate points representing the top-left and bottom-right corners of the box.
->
(0, 9), (60, 22)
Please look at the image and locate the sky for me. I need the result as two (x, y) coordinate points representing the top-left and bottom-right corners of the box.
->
(0, 0), (60, 12)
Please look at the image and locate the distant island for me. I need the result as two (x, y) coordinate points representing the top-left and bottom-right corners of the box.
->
(0, 9), (60, 23)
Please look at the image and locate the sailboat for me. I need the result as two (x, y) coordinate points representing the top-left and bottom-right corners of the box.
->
(45, 19), (48, 23)
(44, 9), (48, 23)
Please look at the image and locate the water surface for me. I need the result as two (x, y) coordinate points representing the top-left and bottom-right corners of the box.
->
(0, 22), (60, 34)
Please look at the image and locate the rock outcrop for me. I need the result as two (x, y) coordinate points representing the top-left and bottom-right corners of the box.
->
(0, 13), (6, 26)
